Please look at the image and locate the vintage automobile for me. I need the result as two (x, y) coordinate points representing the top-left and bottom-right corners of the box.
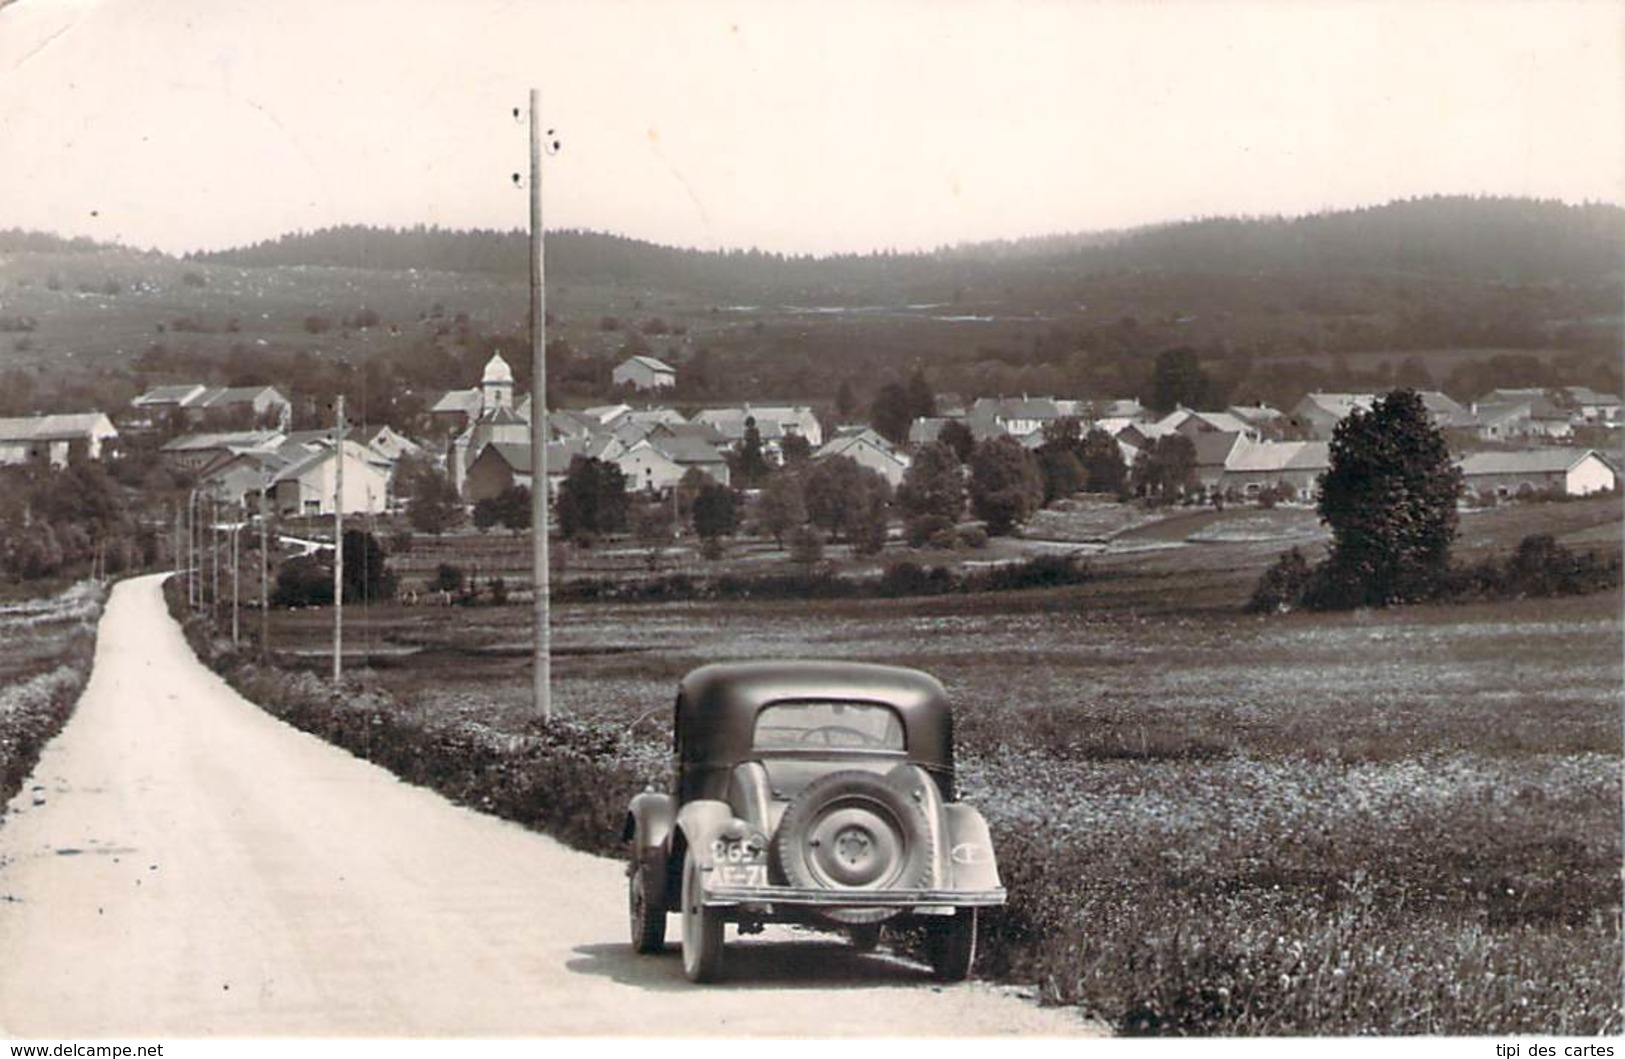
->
(622, 660), (1005, 983)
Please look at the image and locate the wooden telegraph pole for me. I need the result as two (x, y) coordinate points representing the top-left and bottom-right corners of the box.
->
(529, 89), (552, 723)
(260, 485), (269, 662)
(333, 394), (345, 687)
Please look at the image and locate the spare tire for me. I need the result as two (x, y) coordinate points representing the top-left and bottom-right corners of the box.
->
(773, 769), (935, 924)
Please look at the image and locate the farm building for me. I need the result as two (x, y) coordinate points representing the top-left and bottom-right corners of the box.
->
(1290, 391), (1468, 438)
(194, 449), (295, 509)
(1220, 439), (1331, 501)
(967, 396), (1064, 440)
(465, 442), (533, 503)
(612, 355), (677, 391)
(160, 430), (283, 472)
(0, 413), (119, 468)
(1562, 387), (1622, 424)
(130, 384), (289, 430)
(617, 434), (729, 493)
(694, 405), (824, 453)
(815, 428), (912, 487)
(268, 440), (392, 517)
(1458, 449), (1619, 499)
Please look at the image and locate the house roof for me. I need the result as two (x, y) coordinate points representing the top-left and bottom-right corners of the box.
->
(430, 389), (483, 415)
(1564, 386), (1622, 406)
(620, 355), (675, 374)
(195, 386), (286, 408)
(131, 384), (207, 407)
(1223, 439), (1330, 474)
(647, 434), (726, 465)
(1459, 449), (1616, 477)
(0, 412), (117, 442)
(161, 429), (282, 453)
(1191, 431), (1245, 467)
(817, 431), (905, 464)
(270, 439), (388, 483)
(475, 441), (532, 475)
(970, 396), (1062, 422)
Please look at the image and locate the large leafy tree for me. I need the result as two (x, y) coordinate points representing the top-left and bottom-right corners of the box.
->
(556, 456), (628, 542)
(896, 442), (964, 526)
(1131, 434), (1197, 500)
(804, 455), (891, 544)
(690, 480), (740, 541)
(755, 471), (807, 547)
(1147, 346), (1218, 414)
(1079, 427), (1129, 495)
(968, 436), (1044, 536)
(1315, 389), (1463, 607)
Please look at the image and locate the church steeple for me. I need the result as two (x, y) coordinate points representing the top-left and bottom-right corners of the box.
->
(481, 351), (514, 412)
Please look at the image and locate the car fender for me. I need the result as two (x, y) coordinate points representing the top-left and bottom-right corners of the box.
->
(624, 791), (676, 863)
(943, 803), (1002, 891)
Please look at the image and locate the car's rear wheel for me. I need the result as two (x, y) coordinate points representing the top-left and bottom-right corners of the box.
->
(773, 770), (935, 925)
(927, 909), (978, 982)
(627, 855), (666, 954)
(680, 847), (724, 982)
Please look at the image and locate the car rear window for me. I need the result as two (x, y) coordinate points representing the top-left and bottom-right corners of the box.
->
(753, 701), (905, 752)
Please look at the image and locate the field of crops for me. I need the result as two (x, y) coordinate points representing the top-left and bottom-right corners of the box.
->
(222, 493), (1623, 1035)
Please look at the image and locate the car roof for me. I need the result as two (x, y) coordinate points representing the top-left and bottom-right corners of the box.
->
(675, 660), (952, 769)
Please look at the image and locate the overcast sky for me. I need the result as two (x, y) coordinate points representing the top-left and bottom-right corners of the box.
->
(1, 0), (1621, 257)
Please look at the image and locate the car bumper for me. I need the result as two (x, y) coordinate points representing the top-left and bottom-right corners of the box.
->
(701, 883), (1007, 913)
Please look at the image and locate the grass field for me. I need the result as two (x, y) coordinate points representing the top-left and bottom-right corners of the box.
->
(203, 495), (1624, 1034)
(0, 582), (105, 815)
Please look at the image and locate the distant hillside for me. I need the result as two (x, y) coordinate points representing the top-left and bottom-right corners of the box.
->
(187, 196), (1625, 298)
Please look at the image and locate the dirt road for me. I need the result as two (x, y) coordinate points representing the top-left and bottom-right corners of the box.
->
(0, 574), (1098, 1037)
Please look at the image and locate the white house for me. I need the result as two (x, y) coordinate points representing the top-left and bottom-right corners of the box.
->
(269, 440), (392, 517)
(616, 435), (729, 493)
(693, 405), (824, 453)
(0, 413), (120, 468)
(1459, 449), (1619, 499)
(815, 428), (912, 487)
(612, 355), (677, 391)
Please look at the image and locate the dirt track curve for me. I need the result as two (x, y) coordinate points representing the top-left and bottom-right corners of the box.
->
(0, 574), (1100, 1038)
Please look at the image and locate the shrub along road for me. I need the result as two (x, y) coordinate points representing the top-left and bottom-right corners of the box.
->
(0, 574), (1097, 1037)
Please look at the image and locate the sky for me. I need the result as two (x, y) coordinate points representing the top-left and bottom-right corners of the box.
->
(0, 0), (1621, 257)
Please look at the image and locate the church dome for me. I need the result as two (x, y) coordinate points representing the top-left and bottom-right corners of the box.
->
(483, 352), (514, 385)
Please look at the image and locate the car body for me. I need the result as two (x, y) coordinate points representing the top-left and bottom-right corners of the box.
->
(622, 660), (1005, 982)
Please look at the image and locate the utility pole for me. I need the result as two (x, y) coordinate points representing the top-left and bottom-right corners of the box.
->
(211, 495), (220, 616)
(528, 87), (552, 723)
(231, 513), (240, 646)
(188, 491), (198, 608)
(260, 485), (269, 662)
(333, 395), (345, 687)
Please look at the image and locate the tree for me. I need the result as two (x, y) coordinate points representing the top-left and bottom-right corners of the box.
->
(556, 456), (628, 542)
(1148, 346), (1216, 414)
(869, 381), (914, 445)
(730, 417), (770, 487)
(1079, 427), (1129, 495)
(896, 441), (964, 534)
(938, 419), (976, 464)
(905, 369), (937, 422)
(835, 378), (857, 420)
(1131, 435), (1197, 500)
(402, 458), (462, 536)
(1312, 388), (1463, 607)
(474, 485), (531, 534)
(780, 432), (813, 467)
(690, 480), (739, 541)
(968, 437), (1044, 536)
(756, 472), (807, 547)
(803, 456), (892, 545)
(342, 528), (396, 604)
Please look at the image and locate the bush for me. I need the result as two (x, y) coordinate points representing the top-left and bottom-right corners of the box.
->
(428, 563), (464, 594)
(1247, 547), (1314, 613)
(271, 554), (334, 607)
(906, 514), (955, 548)
(956, 525), (989, 550)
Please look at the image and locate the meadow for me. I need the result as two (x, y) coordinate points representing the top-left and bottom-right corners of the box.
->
(0, 582), (106, 813)
(180, 495), (1623, 1035)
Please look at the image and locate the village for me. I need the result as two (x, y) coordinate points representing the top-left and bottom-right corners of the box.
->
(0, 347), (1618, 559)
